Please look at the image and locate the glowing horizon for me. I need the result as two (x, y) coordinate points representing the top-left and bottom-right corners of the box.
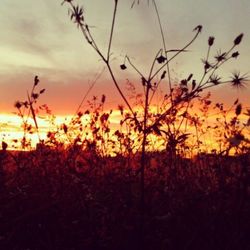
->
(0, 0), (250, 115)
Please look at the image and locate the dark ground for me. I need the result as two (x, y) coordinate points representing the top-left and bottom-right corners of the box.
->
(0, 150), (250, 250)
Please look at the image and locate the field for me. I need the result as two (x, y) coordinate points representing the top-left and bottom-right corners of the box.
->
(1, 1), (250, 249)
(0, 148), (250, 250)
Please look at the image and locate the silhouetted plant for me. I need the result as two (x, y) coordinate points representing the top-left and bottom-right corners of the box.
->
(62, 0), (248, 211)
(14, 76), (46, 149)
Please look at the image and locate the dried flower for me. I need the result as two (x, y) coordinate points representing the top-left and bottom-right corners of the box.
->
(202, 59), (211, 71)
(32, 93), (39, 99)
(232, 51), (239, 58)
(234, 33), (244, 45)
(120, 64), (127, 70)
(209, 74), (221, 85)
(70, 5), (85, 27)
(208, 36), (215, 46)
(101, 94), (106, 103)
(156, 55), (166, 64)
(235, 103), (242, 116)
(34, 76), (39, 86)
(231, 71), (248, 89)
(215, 50), (226, 62)
(61, 0), (73, 5)
(193, 25), (202, 33)
(14, 101), (22, 109)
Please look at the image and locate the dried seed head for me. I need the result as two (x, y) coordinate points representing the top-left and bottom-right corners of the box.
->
(209, 74), (221, 85)
(156, 55), (166, 64)
(14, 101), (22, 109)
(187, 74), (193, 81)
(235, 103), (242, 116)
(208, 36), (215, 46)
(232, 51), (239, 58)
(234, 33), (244, 45)
(101, 94), (106, 103)
(32, 93), (39, 99)
(231, 71), (248, 89)
(34, 76), (39, 86)
(120, 64), (127, 70)
(215, 50), (226, 62)
(193, 25), (202, 33)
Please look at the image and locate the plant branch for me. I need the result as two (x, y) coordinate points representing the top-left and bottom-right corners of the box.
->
(107, 0), (118, 61)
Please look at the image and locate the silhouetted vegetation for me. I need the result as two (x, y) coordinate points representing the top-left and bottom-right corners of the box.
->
(0, 0), (250, 249)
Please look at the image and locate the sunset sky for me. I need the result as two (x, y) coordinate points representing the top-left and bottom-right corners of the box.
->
(0, 0), (250, 116)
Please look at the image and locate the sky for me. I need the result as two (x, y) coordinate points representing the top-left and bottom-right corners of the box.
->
(0, 0), (250, 116)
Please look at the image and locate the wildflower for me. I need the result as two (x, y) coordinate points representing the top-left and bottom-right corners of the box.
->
(61, 0), (73, 5)
(14, 101), (22, 109)
(34, 76), (39, 86)
(118, 105), (124, 115)
(101, 94), (106, 103)
(40, 89), (46, 94)
(235, 103), (242, 116)
(193, 25), (202, 33)
(232, 51), (239, 58)
(208, 36), (215, 46)
(215, 50), (226, 62)
(156, 55), (166, 64)
(70, 5), (84, 27)
(202, 59), (211, 71)
(209, 74), (221, 85)
(234, 33), (244, 45)
(231, 71), (248, 89)
(32, 93), (39, 99)
(120, 64), (127, 70)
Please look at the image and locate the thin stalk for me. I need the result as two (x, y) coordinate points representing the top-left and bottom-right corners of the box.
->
(140, 82), (150, 212)
(75, 67), (105, 115)
(150, 29), (201, 81)
(107, 0), (118, 61)
(152, 0), (173, 104)
(105, 63), (136, 118)
(126, 56), (145, 78)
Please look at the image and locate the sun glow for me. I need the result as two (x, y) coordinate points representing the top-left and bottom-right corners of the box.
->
(0, 101), (249, 156)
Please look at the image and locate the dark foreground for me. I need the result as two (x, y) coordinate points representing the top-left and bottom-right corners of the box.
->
(0, 149), (250, 250)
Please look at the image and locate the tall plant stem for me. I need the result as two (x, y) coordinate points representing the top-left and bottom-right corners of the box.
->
(152, 0), (173, 104)
(107, 0), (118, 61)
(140, 82), (150, 212)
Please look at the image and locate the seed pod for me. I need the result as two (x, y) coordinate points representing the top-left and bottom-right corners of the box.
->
(234, 33), (243, 45)
(208, 36), (215, 46)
